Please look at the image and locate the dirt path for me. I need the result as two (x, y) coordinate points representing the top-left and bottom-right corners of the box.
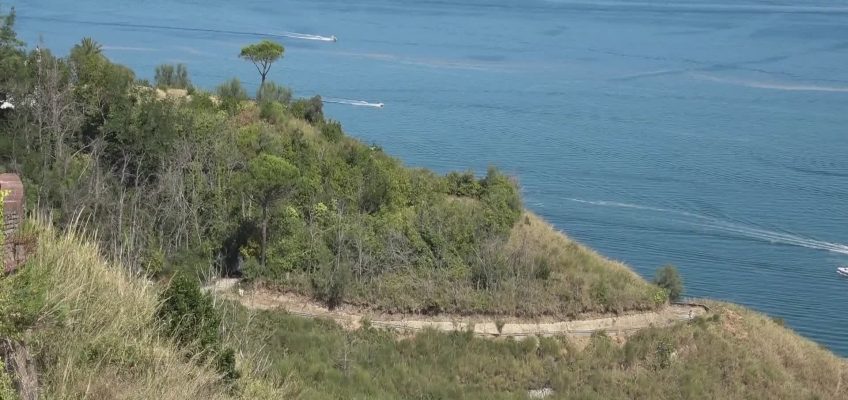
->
(210, 279), (707, 339)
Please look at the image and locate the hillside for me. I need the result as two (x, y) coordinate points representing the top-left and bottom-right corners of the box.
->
(224, 299), (847, 399)
(1, 9), (846, 400)
(0, 221), (843, 399)
(0, 11), (661, 318)
(0, 219), (296, 399)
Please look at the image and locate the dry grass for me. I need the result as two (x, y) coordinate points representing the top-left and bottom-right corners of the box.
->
(0, 219), (294, 399)
(226, 299), (847, 399)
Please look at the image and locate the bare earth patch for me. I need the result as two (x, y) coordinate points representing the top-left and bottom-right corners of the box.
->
(211, 282), (707, 339)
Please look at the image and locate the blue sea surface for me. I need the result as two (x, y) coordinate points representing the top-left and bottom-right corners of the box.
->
(11, 0), (848, 355)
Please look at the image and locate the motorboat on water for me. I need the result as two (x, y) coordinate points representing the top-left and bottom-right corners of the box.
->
(838, 266), (848, 277)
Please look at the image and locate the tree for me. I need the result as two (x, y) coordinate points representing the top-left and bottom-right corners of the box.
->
(0, 5), (25, 101)
(155, 63), (191, 89)
(73, 37), (102, 58)
(654, 264), (683, 302)
(239, 40), (284, 86)
(246, 153), (298, 269)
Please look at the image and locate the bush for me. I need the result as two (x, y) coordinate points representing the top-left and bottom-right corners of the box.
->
(259, 100), (286, 124)
(321, 120), (344, 142)
(290, 95), (324, 124)
(158, 274), (240, 382)
(654, 264), (683, 302)
(155, 63), (191, 90)
(216, 78), (248, 114)
(445, 171), (482, 198)
(480, 167), (522, 235)
(311, 261), (351, 309)
(257, 82), (292, 105)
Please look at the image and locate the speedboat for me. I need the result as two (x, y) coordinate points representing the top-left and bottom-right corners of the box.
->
(838, 266), (848, 277)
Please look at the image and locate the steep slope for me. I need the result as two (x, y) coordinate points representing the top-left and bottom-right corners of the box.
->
(0, 220), (295, 399)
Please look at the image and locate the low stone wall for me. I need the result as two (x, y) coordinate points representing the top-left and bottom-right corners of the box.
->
(0, 173), (26, 274)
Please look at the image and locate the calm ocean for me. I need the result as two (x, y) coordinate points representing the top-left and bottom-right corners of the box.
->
(11, 0), (848, 355)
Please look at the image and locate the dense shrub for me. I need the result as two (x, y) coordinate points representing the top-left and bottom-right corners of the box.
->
(446, 171), (482, 198)
(257, 81), (292, 105)
(654, 264), (683, 302)
(321, 119), (344, 142)
(155, 63), (192, 90)
(290, 95), (324, 124)
(216, 78), (248, 114)
(158, 274), (240, 382)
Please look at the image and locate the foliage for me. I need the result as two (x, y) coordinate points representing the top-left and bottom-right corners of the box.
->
(654, 264), (684, 302)
(226, 302), (848, 400)
(217, 78), (248, 114)
(0, 27), (660, 316)
(239, 40), (284, 85)
(155, 63), (192, 90)
(257, 81), (292, 105)
(0, 189), (6, 250)
(290, 95), (324, 124)
(0, 365), (17, 400)
(0, 220), (292, 398)
(158, 273), (240, 382)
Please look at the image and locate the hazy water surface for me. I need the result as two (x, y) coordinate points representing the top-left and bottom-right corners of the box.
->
(11, 0), (848, 355)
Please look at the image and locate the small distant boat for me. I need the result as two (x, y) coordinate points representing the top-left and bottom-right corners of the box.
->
(838, 266), (848, 277)
(331, 35), (338, 42)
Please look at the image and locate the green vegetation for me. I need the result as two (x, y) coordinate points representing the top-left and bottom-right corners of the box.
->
(224, 301), (847, 399)
(0, 6), (845, 399)
(655, 264), (684, 302)
(155, 63), (192, 90)
(158, 274), (239, 382)
(239, 39), (284, 86)
(0, 219), (295, 399)
(0, 11), (659, 318)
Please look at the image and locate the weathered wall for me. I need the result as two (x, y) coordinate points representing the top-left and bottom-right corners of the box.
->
(0, 173), (25, 274)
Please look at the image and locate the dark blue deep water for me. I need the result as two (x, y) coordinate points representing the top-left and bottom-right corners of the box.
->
(11, 0), (848, 355)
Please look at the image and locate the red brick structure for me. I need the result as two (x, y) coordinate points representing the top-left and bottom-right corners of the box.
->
(0, 173), (26, 274)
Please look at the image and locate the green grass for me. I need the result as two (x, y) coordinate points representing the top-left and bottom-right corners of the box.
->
(223, 299), (847, 400)
(0, 219), (295, 399)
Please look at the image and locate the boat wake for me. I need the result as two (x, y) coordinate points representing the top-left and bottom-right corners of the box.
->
(692, 73), (848, 93)
(19, 16), (338, 44)
(323, 98), (384, 108)
(567, 198), (848, 255)
(277, 32), (337, 42)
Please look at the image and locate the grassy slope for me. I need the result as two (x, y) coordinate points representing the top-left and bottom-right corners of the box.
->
(226, 300), (847, 400)
(0, 219), (844, 400)
(0, 220), (296, 399)
(281, 208), (662, 318)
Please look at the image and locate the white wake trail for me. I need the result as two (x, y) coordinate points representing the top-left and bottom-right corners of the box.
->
(323, 98), (384, 108)
(567, 198), (848, 255)
(278, 31), (337, 42)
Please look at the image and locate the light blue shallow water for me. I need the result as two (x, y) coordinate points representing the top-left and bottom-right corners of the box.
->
(11, 0), (848, 355)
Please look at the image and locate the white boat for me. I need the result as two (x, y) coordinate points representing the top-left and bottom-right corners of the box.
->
(838, 266), (848, 277)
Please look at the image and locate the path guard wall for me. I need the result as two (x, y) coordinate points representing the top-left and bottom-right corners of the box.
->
(0, 173), (25, 274)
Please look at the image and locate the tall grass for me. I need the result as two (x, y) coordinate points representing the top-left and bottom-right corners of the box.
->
(0, 219), (293, 399)
(226, 300), (847, 399)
